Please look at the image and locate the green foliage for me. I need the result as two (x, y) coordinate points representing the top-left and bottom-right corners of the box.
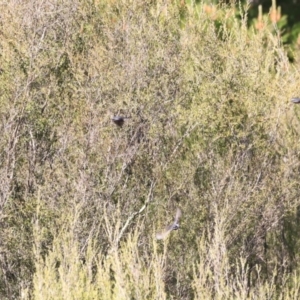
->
(1, 0), (300, 299)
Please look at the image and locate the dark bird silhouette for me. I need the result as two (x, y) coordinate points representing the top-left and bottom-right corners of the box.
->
(156, 208), (182, 240)
(111, 116), (130, 127)
(291, 97), (300, 104)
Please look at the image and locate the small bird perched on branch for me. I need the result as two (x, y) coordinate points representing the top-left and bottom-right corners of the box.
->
(111, 116), (130, 127)
(291, 97), (300, 104)
(156, 208), (182, 240)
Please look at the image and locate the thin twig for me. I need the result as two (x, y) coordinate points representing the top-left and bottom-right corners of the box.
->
(115, 180), (156, 245)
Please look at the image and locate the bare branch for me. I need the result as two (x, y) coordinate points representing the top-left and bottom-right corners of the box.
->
(115, 180), (156, 246)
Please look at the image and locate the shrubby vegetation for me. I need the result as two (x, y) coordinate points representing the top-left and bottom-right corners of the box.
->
(1, 0), (300, 299)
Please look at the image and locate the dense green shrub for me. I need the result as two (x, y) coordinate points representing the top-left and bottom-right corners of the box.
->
(1, 0), (300, 299)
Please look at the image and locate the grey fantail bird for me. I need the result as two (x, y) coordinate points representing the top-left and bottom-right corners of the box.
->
(111, 116), (130, 127)
(156, 208), (182, 240)
(291, 97), (300, 104)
